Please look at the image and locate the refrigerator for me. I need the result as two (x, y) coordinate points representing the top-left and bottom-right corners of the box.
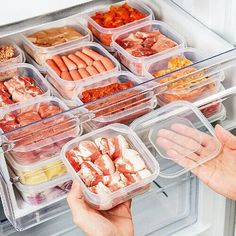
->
(0, 0), (235, 235)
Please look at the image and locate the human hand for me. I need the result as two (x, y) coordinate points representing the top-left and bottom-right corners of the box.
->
(67, 180), (134, 236)
(156, 124), (236, 200)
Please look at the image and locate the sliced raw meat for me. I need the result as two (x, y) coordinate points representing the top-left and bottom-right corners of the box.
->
(38, 104), (63, 118)
(78, 141), (101, 161)
(94, 154), (115, 175)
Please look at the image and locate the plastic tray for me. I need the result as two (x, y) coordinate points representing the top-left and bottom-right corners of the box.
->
(7, 153), (67, 186)
(130, 101), (222, 179)
(112, 20), (186, 75)
(15, 174), (72, 206)
(1, 96), (81, 165)
(86, 0), (154, 51)
(75, 71), (157, 128)
(62, 123), (159, 210)
(21, 18), (92, 65)
(45, 42), (120, 100)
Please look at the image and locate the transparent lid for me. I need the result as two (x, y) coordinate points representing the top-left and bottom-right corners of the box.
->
(130, 101), (222, 178)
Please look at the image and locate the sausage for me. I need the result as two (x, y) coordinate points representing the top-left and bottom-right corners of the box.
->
(62, 56), (77, 71)
(82, 48), (104, 61)
(78, 68), (90, 79)
(46, 59), (61, 76)
(93, 60), (106, 73)
(70, 70), (82, 81)
(75, 51), (94, 66)
(68, 54), (87, 69)
(100, 56), (115, 71)
(52, 55), (68, 72)
(86, 66), (99, 76)
(61, 71), (73, 81)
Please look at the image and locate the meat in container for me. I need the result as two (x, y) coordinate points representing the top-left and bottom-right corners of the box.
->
(0, 97), (81, 165)
(62, 123), (159, 210)
(86, 0), (154, 51)
(130, 101), (222, 179)
(75, 71), (157, 128)
(45, 42), (120, 100)
(112, 20), (186, 76)
(14, 174), (72, 206)
(7, 153), (67, 186)
(21, 18), (92, 65)
(0, 63), (51, 110)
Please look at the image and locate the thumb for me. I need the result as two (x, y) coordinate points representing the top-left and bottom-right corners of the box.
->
(215, 125), (236, 149)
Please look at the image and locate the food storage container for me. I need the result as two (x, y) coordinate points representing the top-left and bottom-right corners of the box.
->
(130, 101), (222, 179)
(112, 20), (186, 75)
(1, 97), (81, 165)
(86, 0), (154, 51)
(0, 63), (51, 110)
(45, 42), (120, 100)
(25, 53), (47, 76)
(21, 18), (92, 65)
(7, 153), (67, 186)
(75, 71), (157, 128)
(62, 123), (159, 210)
(14, 174), (72, 206)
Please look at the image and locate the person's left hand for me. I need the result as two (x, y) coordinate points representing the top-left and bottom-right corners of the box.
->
(67, 180), (134, 236)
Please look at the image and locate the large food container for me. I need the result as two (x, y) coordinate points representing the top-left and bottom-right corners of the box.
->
(62, 123), (160, 210)
(112, 20), (186, 75)
(1, 97), (81, 165)
(45, 42), (120, 100)
(7, 153), (67, 186)
(14, 174), (72, 206)
(21, 18), (92, 65)
(86, 0), (154, 51)
(75, 71), (157, 128)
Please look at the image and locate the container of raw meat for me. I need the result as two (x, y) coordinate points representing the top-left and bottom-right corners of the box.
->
(14, 174), (72, 206)
(62, 123), (159, 210)
(21, 18), (92, 65)
(45, 42), (120, 100)
(75, 71), (157, 128)
(0, 97), (81, 165)
(112, 20), (186, 76)
(7, 153), (67, 186)
(86, 0), (154, 51)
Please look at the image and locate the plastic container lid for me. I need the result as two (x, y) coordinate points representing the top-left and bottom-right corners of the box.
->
(130, 101), (222, 178)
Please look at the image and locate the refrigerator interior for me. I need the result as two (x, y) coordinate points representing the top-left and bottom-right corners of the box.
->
(0, 0), (236, 235)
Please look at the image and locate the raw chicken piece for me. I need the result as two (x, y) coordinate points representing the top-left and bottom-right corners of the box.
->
(38, 104), (63, 118)
(78, 141), (101, 161)
(95, 154), (115, 175)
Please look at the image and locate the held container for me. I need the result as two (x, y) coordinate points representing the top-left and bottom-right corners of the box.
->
(112, 20), (186, 76)
(62, 123), (160, 210)
(86, 0), (154, 51)
(1, 97), (81, 165)
(45, 42), (120, 100)
(21, 18), (93, 65)
(7, 153), (67, 186)
(75, 71), (157, 128)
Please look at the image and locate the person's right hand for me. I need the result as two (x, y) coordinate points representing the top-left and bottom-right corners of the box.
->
(156, 124), (236, 200)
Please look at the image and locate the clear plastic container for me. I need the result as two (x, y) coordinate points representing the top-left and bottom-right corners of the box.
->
(112, 20), (186, 75)
(75, 71), (157, 128)
(86, 0), (154, 51)
(0, 63), (51, 110)
(7, 153), (67, 186)
(62, 123), (159, 210)
(1, 97), (81, 165)
(130, 101), (222, 179)
(14, 174), (72, 206)
(21, 18), (93, 65)
(45, 42), (120, 100)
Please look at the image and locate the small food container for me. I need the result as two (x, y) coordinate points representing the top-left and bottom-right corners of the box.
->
(0, 63), (51, 110)
(45, 42), (120, 100)
(86, 0), (154, 51)
(21, 18), (92, 65)
(25, 53), (47, 76)
(7, 153), (67, 186)
(14, 174), (72, 206)
(130, 101), (222, 179)
(112, 20), (186, 75)
(1, 97), (81, 165)
(75, 71), (157, 128)
(62, 123), (159, 210)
